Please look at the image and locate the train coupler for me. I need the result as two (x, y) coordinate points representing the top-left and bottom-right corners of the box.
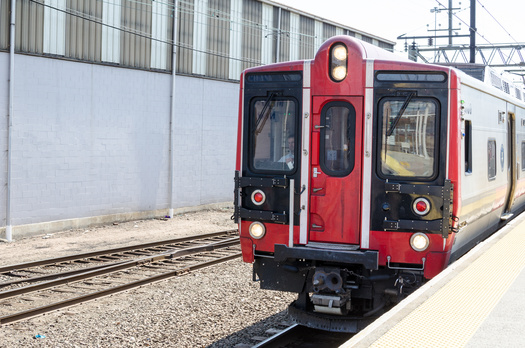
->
(312, 293), (351, 315)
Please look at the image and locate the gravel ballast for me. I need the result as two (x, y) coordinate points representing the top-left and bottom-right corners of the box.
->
(0, 208), (296, 347)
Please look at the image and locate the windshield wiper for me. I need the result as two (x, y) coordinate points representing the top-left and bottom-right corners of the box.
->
(386, 91), (416, 136)
(255, 92), (276, 135)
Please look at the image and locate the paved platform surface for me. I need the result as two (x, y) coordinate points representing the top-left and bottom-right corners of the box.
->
(343, 213), (525, 348)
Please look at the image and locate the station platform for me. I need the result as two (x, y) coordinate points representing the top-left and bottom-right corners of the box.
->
(343, 212), (525, 348)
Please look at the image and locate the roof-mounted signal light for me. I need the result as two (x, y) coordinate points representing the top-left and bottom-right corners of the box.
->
(330, 43), (348, 82)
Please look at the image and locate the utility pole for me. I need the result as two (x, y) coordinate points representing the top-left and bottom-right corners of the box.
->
(398, 0), (465, 61)
(448, 0), (453, 45)
(430, 7), (441, 52)
(469, 0), (476, 63)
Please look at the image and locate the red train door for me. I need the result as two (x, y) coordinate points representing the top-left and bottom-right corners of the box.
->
(309, 96), (363, 245)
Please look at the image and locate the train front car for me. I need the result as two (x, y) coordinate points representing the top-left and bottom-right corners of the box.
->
(234, 36), (459, 332)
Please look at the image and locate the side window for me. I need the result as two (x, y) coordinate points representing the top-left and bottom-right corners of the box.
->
(464, 120), (472, 174)
(320, 102), (356, 177)
(522, 142), (525, 171)
(488, 139), (497, 180)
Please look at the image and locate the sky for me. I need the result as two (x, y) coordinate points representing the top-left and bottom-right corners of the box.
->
(272, 0), (525, 57)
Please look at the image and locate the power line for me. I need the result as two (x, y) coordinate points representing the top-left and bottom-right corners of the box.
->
(423, 0), (524, 72)
(476, 0), (519, 44)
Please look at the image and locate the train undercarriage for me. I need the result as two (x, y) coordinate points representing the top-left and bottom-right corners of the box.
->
(254, 248), (425, 332)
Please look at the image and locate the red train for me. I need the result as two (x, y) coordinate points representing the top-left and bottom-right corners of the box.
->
(234, 35), (525, 332)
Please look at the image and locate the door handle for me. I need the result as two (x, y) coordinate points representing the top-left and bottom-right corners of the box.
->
(314, 125), (324, 129)
(312, 224), (323, 228)
(313, 188), (323, 192)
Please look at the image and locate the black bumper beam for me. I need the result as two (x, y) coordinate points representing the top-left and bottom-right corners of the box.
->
(273, 244), (379, 270)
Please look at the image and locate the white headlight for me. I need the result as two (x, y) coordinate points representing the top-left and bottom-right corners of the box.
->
(332, 66), (347, 81)
(410, 233), (430, 252)
(332, 45), (348, 61)
(249, 222), (266, 239)
(330, 43), (348, 82)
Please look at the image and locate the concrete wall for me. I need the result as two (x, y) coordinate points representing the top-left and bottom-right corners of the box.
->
(0, 52), (239, 239)
(173, 77), (238, 207)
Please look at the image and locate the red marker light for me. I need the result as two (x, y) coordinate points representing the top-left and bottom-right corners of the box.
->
(413, 198), (431, 215)
(251, 190), (266, 206)
(416, 201), (427, 213)
(254, 192), (264, 203)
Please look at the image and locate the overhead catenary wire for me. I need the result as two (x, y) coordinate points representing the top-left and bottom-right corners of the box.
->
(432, 0), (525, 72)
(476, 0), (520, 44)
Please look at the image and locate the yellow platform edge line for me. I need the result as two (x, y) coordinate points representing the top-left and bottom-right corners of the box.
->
(343, 213), (525, 348)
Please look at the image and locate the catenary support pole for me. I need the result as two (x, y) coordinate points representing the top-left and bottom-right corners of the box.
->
(469, 0), (476, 63)
(168, 0), (179, 218)
(6, 0), (16, 242)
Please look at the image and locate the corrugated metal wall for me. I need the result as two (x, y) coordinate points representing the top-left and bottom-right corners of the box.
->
(1, 0), (394, 79)
(66, 0), (102, 62)
(272, 7), (289, 63)
(121, 0), (152, 68)
(177, 0), (194, 74)
(322, 22), (335, 41)
(345, 29), (355, 37)
(298, 15), (314, 60)
(361, 35), (373, 43)
(0, 0), (7, 49)
(101, 0), (121, 64)
(278, 8), (289, 63)
(241, 0), (261, 71)
(228, 0), (242, 79)
(260, 2), (272, 65)
(15, 0), (43, 53)
(207, 0), (230, 79)
(151, 0), (173, 70)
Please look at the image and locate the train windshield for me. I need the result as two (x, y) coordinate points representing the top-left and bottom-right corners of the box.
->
(250, 98), (297, 172)
(379, 98), (438, 178)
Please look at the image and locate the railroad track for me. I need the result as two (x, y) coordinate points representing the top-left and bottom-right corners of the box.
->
(0, 230), (240, 325)
(0, 230), (237, 288)
(252, 324), (353, 348)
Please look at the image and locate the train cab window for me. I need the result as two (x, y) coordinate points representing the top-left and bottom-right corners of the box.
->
(320, 102), (356, 176)
(250, 98), (297, 172)
(488, 139), (497, 180)
(378, 97), (438, 179)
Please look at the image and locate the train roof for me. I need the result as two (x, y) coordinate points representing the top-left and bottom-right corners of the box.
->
(244, 35), (525, 105)
(438, 62), (525, 104)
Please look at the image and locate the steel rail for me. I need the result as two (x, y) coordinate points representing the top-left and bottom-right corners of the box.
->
(0, 237), (240, 301)
(0, 229), (237, 273)
(0, 232), (238, 287)
(253, 324), (353, 348)
(0, 252), (241, 325)
(0, 263), (129, 287)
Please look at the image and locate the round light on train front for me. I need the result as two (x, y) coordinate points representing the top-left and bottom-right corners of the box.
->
(251, 189), (266, 206)
(330, 43), (348, 82)
(249, 222), (266, 239)
(332, 44), (348, 61)
(332, 66), (347, 81)
(413, 197), (431, 216)
(410, 233), (430, 252)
